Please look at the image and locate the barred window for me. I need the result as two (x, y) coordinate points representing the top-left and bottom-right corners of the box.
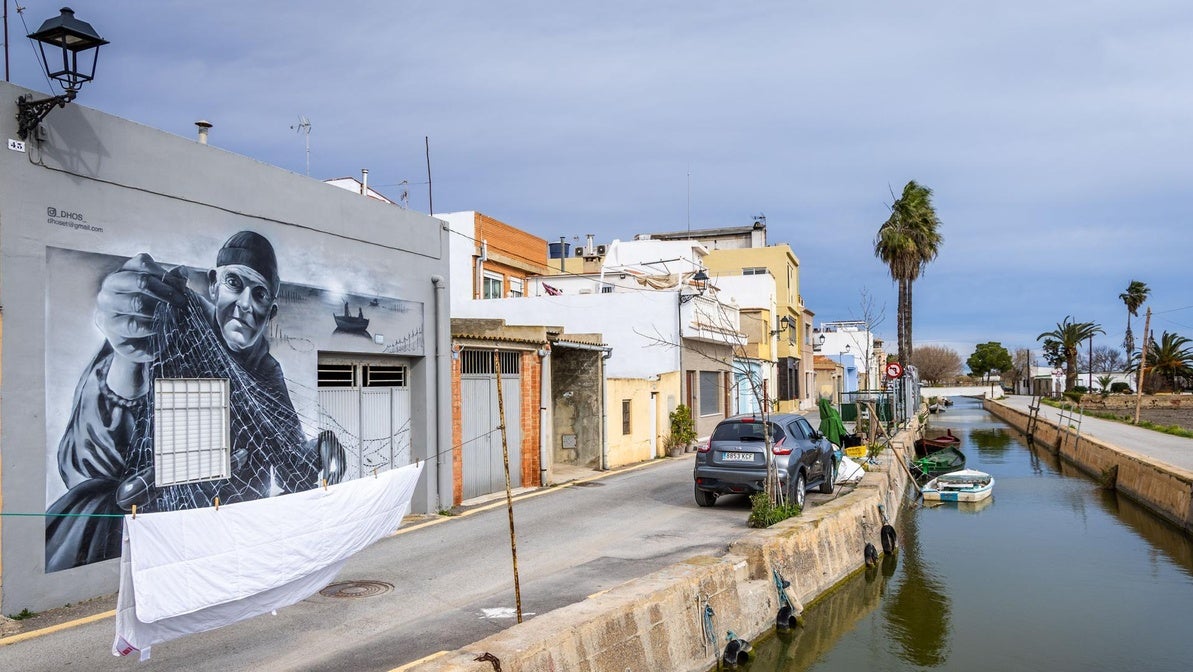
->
(318, 363), (356, 387)
(364, 365), (407, 387)
(153, 378), (231, 486)
(461, 349), (522, 375)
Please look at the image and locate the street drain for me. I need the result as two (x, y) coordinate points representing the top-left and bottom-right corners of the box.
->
(319, 580), (393, 599)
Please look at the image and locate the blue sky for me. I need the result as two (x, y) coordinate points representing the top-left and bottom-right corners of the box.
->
(6, 1), (1191, 364)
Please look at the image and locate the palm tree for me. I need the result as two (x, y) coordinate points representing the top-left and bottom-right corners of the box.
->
(1119, 280), (1150, 359)
(1145, 331), (1193, 392)
(874, 181), (943, 366)
(1037, 316), (1105, 391)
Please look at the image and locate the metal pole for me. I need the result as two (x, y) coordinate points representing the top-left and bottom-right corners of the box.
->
(4, 0), (10, 82)
(425, 136), (434, 215)
(493, 351), (523, 622)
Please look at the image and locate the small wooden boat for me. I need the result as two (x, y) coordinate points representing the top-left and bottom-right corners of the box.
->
(922, 469), (994, 502)
(911, 445), (966, 480)
(913, 429), (960, 457)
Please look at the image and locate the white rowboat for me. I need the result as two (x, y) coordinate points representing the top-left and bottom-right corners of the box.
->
(921, 468), (994, 502)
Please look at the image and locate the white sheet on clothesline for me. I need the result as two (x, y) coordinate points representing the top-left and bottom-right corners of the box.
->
(113, 462), (424, 659)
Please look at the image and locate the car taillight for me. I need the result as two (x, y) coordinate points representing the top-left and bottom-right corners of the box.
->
(772, 437), (791, 456)
(697, 442), (711, 453)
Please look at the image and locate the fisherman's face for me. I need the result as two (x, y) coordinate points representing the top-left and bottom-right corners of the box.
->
(209, 264), (276, 352)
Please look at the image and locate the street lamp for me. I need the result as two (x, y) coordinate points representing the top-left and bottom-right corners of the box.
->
(16, 7), (108, 140)
(770, 315), (793, 337)
(678, 269), (709, 304)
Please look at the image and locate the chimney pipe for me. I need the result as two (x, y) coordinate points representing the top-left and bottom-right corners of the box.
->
(586, 233), (595, 254)
(361, 168), (368, 195)
(195, 120), (212, 145)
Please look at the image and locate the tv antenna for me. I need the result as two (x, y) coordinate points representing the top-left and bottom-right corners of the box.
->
(291, 115), (311, 176)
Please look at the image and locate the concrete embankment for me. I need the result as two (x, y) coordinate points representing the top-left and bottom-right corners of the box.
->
(407, 435), (915, 672)
(984, 398), (1193, 534)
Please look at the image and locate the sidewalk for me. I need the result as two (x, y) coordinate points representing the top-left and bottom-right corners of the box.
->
(998, 395), (1193, 474)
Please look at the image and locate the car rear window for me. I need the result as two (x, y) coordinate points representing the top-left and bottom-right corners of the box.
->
(711, 420), (785, 443)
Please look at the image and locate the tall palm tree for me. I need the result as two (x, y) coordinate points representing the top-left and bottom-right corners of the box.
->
(1119, 280), (1150, 359)
(1145, 331), (1193, 393)
(874, 181), (943, 366)
(1037, 316), (1104, 391)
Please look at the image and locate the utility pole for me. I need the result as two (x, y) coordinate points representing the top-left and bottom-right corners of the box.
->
(1133, 307), (1152, 425)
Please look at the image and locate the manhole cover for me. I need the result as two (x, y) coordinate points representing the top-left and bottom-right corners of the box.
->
(319, 580), (393, 599)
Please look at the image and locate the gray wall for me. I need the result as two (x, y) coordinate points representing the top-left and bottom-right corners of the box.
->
(0, 82), (452, 612)
(551, 348), (603, 468)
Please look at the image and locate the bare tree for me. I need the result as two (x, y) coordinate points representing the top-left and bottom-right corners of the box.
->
(911, 345), (963, 384)
(1078, 345), (1125, 373)
(1012, 348), (1031, 392)
(847, 287), (887, 390)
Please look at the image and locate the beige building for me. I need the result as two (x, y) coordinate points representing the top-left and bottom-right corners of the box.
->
(703, 244), (812, 412)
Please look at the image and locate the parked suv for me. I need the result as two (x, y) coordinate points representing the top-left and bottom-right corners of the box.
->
(693, 413), (835, 509)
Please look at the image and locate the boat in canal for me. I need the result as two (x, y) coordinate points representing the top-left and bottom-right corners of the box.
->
(913, 429), (960, 457)
(921, 468), (994, 502)
(910, 445), (967, 480)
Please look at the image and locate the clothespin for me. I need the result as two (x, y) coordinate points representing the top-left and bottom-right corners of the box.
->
(373, 468), (378, 479)
(322, 479), (328, 491)
(131, 504), (137, 520)
(214, 497), (220, 511)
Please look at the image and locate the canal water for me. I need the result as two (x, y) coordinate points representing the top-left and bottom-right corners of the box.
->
(739, 396), (1193, 672)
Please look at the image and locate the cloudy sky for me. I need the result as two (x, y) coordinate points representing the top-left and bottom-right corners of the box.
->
(7, 1), (1191, 365)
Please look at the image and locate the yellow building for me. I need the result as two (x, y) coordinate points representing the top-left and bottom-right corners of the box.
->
(704, 245), (812, 412)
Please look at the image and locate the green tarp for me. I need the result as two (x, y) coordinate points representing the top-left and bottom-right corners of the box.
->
(818, 397), (848, 448)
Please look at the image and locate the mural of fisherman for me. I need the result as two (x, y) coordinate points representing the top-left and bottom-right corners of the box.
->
(46, 231), (345, 571)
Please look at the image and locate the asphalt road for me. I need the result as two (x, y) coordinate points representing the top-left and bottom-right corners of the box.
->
(0, 455), (762, 672)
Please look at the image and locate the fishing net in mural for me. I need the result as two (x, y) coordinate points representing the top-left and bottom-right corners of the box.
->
(285, 377), (414, 478)
(127, 290), (336, 512)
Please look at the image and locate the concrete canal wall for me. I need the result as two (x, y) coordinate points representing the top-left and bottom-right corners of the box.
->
(984, 399), (1193, 535)
(406, 434), (915, 672)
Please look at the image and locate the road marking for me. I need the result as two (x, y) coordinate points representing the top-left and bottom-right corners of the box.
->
(0, 609), (115, 647)
(389, 649), (449, 671)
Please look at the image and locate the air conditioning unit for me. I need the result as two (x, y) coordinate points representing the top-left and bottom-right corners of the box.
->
(596, 244), (607, 255)
(574, 248), (584, 257)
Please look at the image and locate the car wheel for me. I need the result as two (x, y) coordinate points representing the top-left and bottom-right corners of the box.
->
(788, 471), (806, 509)
(694, 486), (717, 508)
(820, 458), (836, 494)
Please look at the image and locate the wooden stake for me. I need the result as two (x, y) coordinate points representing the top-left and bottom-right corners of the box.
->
(1133, 307), (1152, 425)
(494, 350), (523, 623)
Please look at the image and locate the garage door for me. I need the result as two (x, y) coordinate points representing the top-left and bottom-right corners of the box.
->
(317, 358), (412, 478)
(461, 349), (522, 499)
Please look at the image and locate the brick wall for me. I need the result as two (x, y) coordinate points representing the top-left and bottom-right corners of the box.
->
(449, 348), (542, 506)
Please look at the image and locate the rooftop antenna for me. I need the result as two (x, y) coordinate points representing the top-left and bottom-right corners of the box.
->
(291, 115), (311, 176)
(398, 179), (409, 209)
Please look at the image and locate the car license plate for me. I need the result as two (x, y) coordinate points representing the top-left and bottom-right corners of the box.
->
(722, 452), (753, 463)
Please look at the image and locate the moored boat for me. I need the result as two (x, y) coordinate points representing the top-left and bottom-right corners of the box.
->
(922, 468), (994, 502)
(911, 445), (966, 480)
(913, 429), (960, 456)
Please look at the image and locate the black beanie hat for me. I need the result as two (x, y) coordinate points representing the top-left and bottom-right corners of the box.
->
(216, 231), (280, 296)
